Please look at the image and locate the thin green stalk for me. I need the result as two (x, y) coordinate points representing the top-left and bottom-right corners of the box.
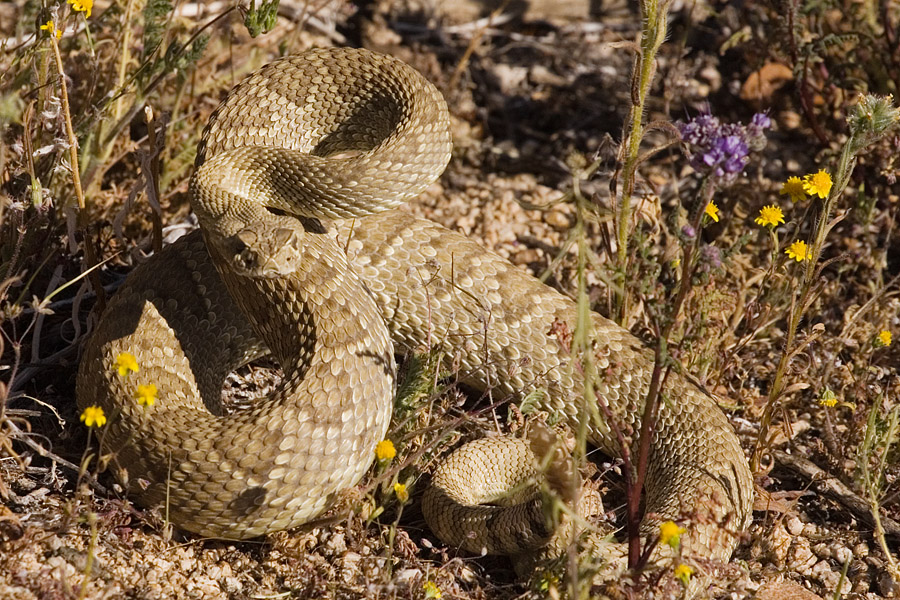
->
(754, 142), (853, 472)
(752, 95), (900, 471)
(76, 511), (97, 600)
(568, 168), (595, 599)
(859, 403), (900, 579)
(614, 0), (669, 323)
(93, 0), (136, 167)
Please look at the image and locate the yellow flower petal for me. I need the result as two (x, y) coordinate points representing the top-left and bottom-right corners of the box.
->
(115, 352), (139, 377)
(68, 0), (93, 18)
(659, 520), (686, 548)
(375, 439), (396, 461)
(136, 383), (158, 407)
(755, 204), (785, 228)
(40, 20), (62, 40)
(877, 330), (892, 347)
(780, 176), (806, 202)
(423, 581), (442, 599)
(393, 482), (409, 503)
(785, 240), (809, 262)
(80, 405), (107, 428)
(819, 389), (837, 407)
(803, 169), (832, 199)
(674, 563), (694, 586)
(704, 201), (720, 223)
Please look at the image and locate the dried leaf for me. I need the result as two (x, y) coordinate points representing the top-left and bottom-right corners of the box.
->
(740, 63), (794, 103)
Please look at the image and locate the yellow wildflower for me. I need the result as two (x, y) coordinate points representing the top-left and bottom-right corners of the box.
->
(136, 383), (158, 407)
(423, 581), (442, 599)
(819, 389), (837, 408)
(659, 520), (685, 549)
(803, 169), (833, 199)
(115, 352), (139, 377)
(80, 405), (107, 428)
(785, 240), (809, 262)
(393, 482), (409, 503)
(375, 439), (396, 461)
(674, 563), (694, 586)
(538, 571), (560, 592)
(780, 176), (806, 202)
(40, 20), (62, 40)
(704, 201), (720, 223)
(755, 205), (784, 228)
(877, 330), (892, 347)
(68, 0), (93, 18)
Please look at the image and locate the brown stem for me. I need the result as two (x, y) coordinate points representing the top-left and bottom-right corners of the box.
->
(48, 29), (106, 312)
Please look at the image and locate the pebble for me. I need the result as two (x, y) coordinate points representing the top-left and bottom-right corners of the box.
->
(511, 248), (542, 266)
(544, 208), (571, 231)
(788, 538), (817, 573)
(767, 523), (792, 564)
(785, 515), (804, 536)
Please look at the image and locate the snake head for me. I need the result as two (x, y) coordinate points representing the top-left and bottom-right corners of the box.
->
(223, 226), (301, 277)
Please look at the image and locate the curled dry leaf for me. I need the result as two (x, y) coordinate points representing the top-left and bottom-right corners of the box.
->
(740, 62), (794, 104)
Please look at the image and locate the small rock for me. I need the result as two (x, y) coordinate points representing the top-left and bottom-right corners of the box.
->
(699, 66), (722, 93)
(221, 576), (243, 594)
(831, 544), (852, 565)
(530, 65), (567, 87)
(779, 110), (802, 131)
(340, 551), (361, 583)
(493, 64), (528, 94)
(325, 532), (347, 556)
(511, 248), (541, 266)
(785, 515), (804, 536)
(767, 523), (792, 564)
(544, 209), (571, 231)
(394, 568), (420, 583)
(788, 538), (817, 574)
(756, 581), (824, 600)
(879, 569), (897, 597)
(811, 542), (829, 559)
(810, 560), (849, 593)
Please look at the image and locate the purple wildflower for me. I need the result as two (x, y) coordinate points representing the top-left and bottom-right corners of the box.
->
(677, 112), (770, 184)
(698, 244), (723, 273)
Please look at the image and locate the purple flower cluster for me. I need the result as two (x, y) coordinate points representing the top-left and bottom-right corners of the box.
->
(677, 112), (771, 184)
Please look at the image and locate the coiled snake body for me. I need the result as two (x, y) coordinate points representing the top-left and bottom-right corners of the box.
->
(77, 47), (752, 579)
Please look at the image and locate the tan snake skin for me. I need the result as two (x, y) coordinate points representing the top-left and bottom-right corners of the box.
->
(77, 47), (752, 577)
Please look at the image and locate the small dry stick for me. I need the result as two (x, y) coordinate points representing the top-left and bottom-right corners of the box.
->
(46, 25), (106, 310)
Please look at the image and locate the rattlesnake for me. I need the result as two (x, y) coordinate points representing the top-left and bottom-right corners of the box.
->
(77, 47), (752, 588)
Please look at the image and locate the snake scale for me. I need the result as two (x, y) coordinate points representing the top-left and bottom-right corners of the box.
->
(77, 47), (752, 582)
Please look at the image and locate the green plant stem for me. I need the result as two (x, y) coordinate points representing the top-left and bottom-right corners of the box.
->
(860, 404), (900, 579)
(614, 0), (668, 324)
(94, 0), (136, 166)
(751, 135), (858, 472)
(76, 511), (98, 600)
(568, 169), (596, 598)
